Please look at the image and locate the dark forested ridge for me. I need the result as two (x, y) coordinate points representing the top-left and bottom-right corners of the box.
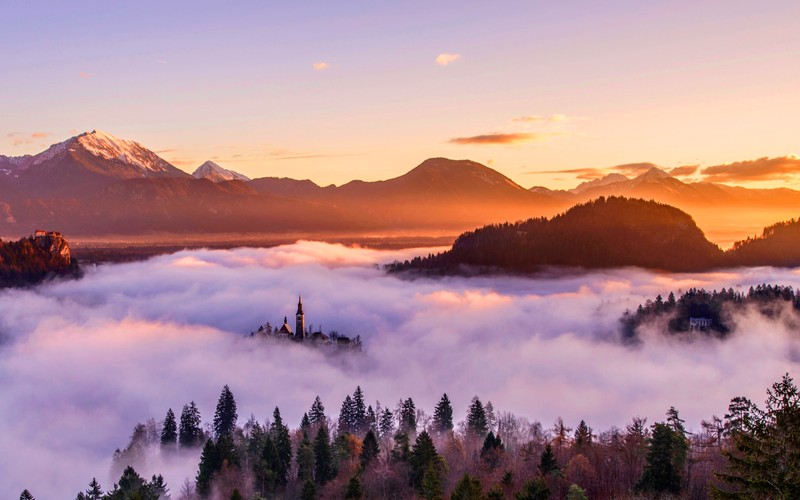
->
(620, 284), (800, 341)
(38, 375), (800, 500)
(0, 231), (79, 287)
(389, 197), (800, 275)
(390, 197), (724, 274)
(727, 218), (800, 267)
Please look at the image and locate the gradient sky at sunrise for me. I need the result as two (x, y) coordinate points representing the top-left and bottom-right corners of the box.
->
(2, 1), (799, 189)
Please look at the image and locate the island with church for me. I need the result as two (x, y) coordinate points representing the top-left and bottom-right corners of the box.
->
(250, 296), (362, 350)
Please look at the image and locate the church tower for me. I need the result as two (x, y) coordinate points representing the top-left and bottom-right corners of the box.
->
(295, 295), (305, 341)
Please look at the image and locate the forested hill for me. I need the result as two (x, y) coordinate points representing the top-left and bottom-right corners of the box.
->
(727, 218), (800, 267)
(0, 231), (79, 287)
(389, 197), (723, 273)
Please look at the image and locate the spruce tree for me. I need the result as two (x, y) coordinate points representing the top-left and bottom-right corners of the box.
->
(296, 432), (315, 483)
(19, 490), (35, 500)
(391, 432), (410, 463)
(270, 407), (292, 486)
(353, 386), (367, 434)
(300, 479), (316, 500)
(573, 420), (592, 449)
(213, 385), (238, 439)
(196, 439), (219, 496)
(539, 443), (559, 476)
(360, 430), (380, 468)
(409, 431), (442, 491)
(399, 398), (417, 435)
(313, 426), (333, 484)
(300, 412), (311, 431)
(637, 422), (683, 495)
(516, 478), (550, 500)
(451, 473), (483, 500)
(432, 393), (454, 435)
(85, 478), (104, 500)
(160, 408), (177, 447)
(344, 476), (364, 499)
(379, 407), (395, 437)
(338, 395), (356, 434)
(308, 396), (326, 426)
(467, 397), (489, 438)
(366, 405), (377, 433)
(179, 401), (202, 448)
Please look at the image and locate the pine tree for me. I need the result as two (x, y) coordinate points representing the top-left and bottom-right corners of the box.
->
(379, 407), (395, 437)
(539, 443), (559, 476)
(409, 431), (443, 492)
(366, 405), (377, 433)
(313, 426), (333, 484)
(179, 401), (202, 448)
(432, 394), (454, 435)
(481, 432), (505, 469)
(399, 398), (417, 435)
(566, 484), (588, 500)
(270, 407), (292, 486)
(338, 395), (356, 434)
(516, 478), (549, 500)
(451, 473), (483, 500)
(353, 386), (367, 435)
(308, 396), (326, 426)
(296, 432), (315, 483)
(196, 439), (219, 496)
(161, 408), (178, 447)
(84, 478), (104, 500)
(360, 430), (380, 468)
(213, 385), (238, 439)
(421, 461), (444, 500)
(300, 412), (311, 431)
(573, 420), (592, 449)
(19, 490), (35, 500)
(300, 479), (316, 500)
(391, 432), (411, 462)
(344, 476), (364, 499)
(467, 397), (489, 438)
(637, 422), (684, 495)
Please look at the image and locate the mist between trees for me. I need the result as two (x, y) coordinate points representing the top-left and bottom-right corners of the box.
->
(42, 375), (800, 500)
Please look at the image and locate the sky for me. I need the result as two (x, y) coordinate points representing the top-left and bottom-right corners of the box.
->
(2, 242), (800, 496)
(2, 1), (800, 188)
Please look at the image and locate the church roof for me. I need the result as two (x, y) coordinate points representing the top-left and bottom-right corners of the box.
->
(277, 316), (293, 334)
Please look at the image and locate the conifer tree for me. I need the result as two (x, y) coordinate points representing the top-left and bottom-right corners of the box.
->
(270, 407), (292, 486)
(451, 473), (483, 500)
(300, 479), (316, 500)
(360, 430), (380, 468)
(539, 443), (559, 476)
(637, 422), (684, 495)
(379, 407), (395, 437)
(399, 398), (417, 435)
(19, 490), (35, 500)
(467, 397), (489, 438)
(573, 420), (592, 449)
(85, 478), (104, 500)
(391, 432), (411, 463)
(353, 386), (367, 434)
(213, 385), (238, 439)
(338, 395), (356, 434)
(344, 476), (364, 499)
(481, 432), (505, 469)
(516, 478), (549, 500)
(308, 396), (326, 426)
(296, 432), (315, 483)
(300, 412), (311, 431)
(313, 426), (333, 484)
(366, 405), (377, 433)
(409, 431), (443, 492)
(161, 408), (177, 447)
(432, 394), (454, 435)
(179, 401), (202, 448)
(196, 439), (219, 496)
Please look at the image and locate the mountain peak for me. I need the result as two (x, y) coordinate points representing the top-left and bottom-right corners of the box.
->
(635, 166), (671, 180)
(192, 161), (250, 182)
(571, 173), (629, 194)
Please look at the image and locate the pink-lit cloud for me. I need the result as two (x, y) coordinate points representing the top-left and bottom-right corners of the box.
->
(313, 62), (330, 71)
(700, 156), (800, 183)
(449, 132), (549, 145)
(435, 53), (461, 66)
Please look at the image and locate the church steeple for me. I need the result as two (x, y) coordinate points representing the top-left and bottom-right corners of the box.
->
(295, 295), (305, 341)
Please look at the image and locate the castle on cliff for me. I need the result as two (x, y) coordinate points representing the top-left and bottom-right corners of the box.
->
(251, 296), (362, 350)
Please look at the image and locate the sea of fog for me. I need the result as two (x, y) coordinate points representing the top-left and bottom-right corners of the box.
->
(1, 241), (799, 497)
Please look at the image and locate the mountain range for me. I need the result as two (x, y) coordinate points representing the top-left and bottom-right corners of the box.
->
(1, 130), (797, 244)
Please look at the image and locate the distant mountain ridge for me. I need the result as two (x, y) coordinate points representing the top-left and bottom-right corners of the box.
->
(1, 130), (799, 241)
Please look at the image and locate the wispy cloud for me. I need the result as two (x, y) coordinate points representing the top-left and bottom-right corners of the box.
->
(669, 165), (699, 177)
(435, 53), (461, 66)
(611, 162), (659, 177)
(78, 71), (92, 79)
(700, 156), (800, 183)
(528, 167), (607, 180)
(513, 114), (569, 123)
(313, 62), (330, 71)
(449, 132), (550, 145)
(5, 132), (50, 146)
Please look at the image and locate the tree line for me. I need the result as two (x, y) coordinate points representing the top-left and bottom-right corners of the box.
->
(18, 375), (799, 499)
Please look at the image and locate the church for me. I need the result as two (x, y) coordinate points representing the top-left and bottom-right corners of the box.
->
(252, 295), (362, 350)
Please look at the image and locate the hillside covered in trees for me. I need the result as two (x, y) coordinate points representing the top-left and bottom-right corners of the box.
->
(389, 197), (724, 274)
(620, 284), (800, 341)
(388, 197), (800, 275)
(25, 375), (800, 500)
(0, 231), (79, 287)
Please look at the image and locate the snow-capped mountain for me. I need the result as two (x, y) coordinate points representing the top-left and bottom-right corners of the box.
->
(0, 130), (188, 196)
(192, 161), (250, 182)
(571, 173), (630, 194)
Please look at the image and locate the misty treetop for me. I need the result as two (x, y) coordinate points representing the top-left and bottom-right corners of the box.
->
(61, 375), (800, 499)
(621, 283), (800, 340)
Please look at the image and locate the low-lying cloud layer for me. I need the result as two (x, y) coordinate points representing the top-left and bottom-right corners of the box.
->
(1, 241), (799, 497)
